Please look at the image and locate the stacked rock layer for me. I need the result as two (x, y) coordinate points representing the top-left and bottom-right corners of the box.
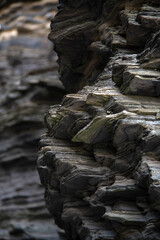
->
(38, 0), (160, 239)
(0, 1), (65, 239)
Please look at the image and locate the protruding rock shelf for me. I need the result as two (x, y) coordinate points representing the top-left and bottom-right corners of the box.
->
(38, 0), (160, 239)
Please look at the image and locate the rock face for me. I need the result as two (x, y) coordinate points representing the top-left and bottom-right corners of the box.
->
(38, 0), (160, 240)
(0, 1), (65, 239)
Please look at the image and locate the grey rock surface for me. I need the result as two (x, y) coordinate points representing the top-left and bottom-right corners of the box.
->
(0, 1), (65, 239)
(38, 0), (160, 239)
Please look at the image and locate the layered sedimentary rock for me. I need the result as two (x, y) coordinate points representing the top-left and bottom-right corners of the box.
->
(0, 1), (65, 239)
(38, 0), (160, 239)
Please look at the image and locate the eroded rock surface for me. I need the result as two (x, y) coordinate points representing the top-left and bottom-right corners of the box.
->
(0, 1), (65, 239)
(38, 0), (160, 240)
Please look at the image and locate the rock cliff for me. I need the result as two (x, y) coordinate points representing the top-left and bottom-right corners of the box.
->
(0, 1), (65, 239)
(38, 0), (160, 239)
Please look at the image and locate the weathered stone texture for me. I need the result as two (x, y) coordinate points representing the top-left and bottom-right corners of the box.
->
(38, 0), (160, 239)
